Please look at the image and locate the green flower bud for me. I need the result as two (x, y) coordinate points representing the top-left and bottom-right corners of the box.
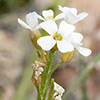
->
(61, 51), (74, 63)
(30, 30), (41, 50)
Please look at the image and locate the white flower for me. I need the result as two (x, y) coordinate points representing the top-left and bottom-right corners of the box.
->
(59, 5), (88, 25)
(70, 32), (92, 56)
(54, 95), (62, 100)
(37, 20), (75, 53)
(35, 10), (64, 21)
(18, 12), (40, 32)
(53, 82), (65, 100)
(32, 61), (45, 80)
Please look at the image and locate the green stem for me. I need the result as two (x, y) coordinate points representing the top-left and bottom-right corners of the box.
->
(34, 80), (41, 100)
(48, 79), (54, 100)
(50, 61), (63, 76)
(62, 53), (100, 100)
(42, 61), (63, 100)
(40, 49), (56, 100)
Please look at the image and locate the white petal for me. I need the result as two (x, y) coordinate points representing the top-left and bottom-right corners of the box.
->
(58, 5), (67, 13)
(35, 12), (45, 21)
(59, 5), (77, 15)
(42, 10), (54, 19)
(78, 13), (88, 20)
(59, 5), (67, 15)
(54, 82), (65, 94)
(26, 12), (38, 29)
(35, 24), (41, 30)
(54, 13), (65, 21)
(65, 11), (80, 24)
(18, 18), (31, 30)
(76, 47), (92, 57)
(58, 21), (75, 39)
(71, 32), (84, 44)
(69, 8), (77, 15)
(58, 5), (63, 11)
(55, 95), (62, 100)
(37, 36), (56, 51)
(57, 40), (74, 53)
(40, 20), (58, 36)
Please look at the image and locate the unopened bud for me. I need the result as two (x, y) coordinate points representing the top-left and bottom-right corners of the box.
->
(30, 30), (41, 50)
(61, 51), (74, 63)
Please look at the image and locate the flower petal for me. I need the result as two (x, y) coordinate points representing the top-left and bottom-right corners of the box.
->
(76, 47), (92, 57)
(26, 12), (38, 29)
(35, 12), (45, 21)
(54, 82), (65, 94)
(42, 10), (54, 19)
(58, 21), (75, 39)
(71, 32), (84, 44)
(54, 13), (65, 21)
(57, 40), (74, 53)
(65, 11), (80, 24)
(40, 20), (58, 36)
(18, 18), (31, 30)
(69, 8), (77, 15)
(54, 95), (62, 100)
(37, 36), (56, 51)
(58, 5), (67, 13)
(58, 5), (77, 15)
(78, 12), (88, 20)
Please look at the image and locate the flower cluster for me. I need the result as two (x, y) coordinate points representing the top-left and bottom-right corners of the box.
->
(18, 5), (92, 100)
(18, 5), (91, 57)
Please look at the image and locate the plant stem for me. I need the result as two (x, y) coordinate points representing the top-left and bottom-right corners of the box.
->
(34, 80), (41, 100)
(40, 49), (56, 100)
(50, 61), (63, 76)
(41, 61), (63, 100)
(48, 79), (54, 100)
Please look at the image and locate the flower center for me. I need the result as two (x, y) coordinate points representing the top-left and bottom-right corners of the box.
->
(53, 33), (63, 41)
(47, 16), (53, 19)
(67, 21), (71, 24)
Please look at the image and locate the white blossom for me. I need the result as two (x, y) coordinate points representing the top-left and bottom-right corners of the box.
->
(53, 82), (65, 100)
(18, 12), (40, 32)
(37, 20), (75, 53)
(59, 5), (88, 25)
(70, 32), (92, 56)
(35, 10), (64, 21)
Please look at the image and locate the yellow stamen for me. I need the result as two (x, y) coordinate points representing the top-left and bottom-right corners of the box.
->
(47, 16), (53, 19)
(53, 33), (62, 41)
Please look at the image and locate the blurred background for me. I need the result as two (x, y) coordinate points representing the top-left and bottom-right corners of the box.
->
(0, 0), (100, 100)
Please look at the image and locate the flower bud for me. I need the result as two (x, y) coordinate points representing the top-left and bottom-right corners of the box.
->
(61, 51), (74, 63)
(30, 30), (41, 50)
